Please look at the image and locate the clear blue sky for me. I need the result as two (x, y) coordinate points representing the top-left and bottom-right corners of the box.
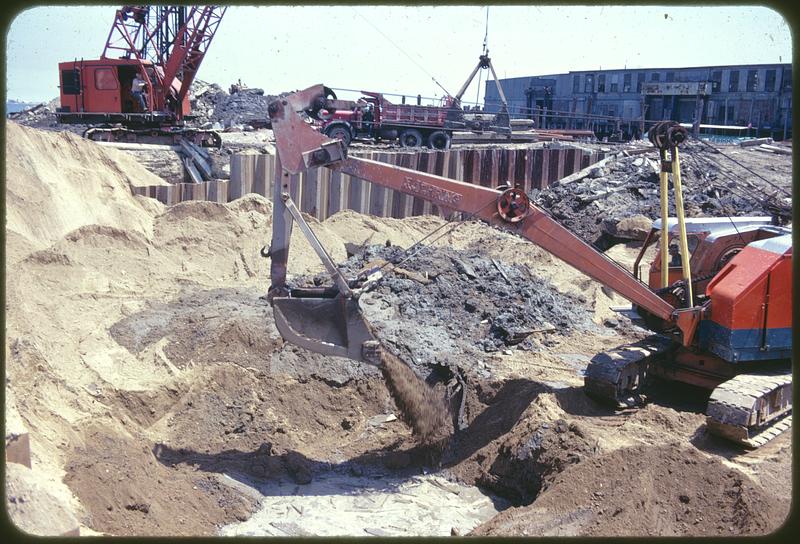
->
(5, 4), (793, 103)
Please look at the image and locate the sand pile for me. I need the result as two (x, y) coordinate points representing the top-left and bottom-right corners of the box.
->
(4, 123), (165, 258)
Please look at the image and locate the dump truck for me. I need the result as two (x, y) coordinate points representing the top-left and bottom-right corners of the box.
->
(263, 84), (792, 448)
(320, 91), (456, 149)
(320, 54), (512, 150)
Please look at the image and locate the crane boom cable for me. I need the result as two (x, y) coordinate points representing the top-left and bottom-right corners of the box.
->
(350, 7), (452, 98)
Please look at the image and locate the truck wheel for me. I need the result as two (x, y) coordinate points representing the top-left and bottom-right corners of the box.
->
(326, 125), (352, 147)
(428, 130), (451, 150)
(399, 129), (423, 148)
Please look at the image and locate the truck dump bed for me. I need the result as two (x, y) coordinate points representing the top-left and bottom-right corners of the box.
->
(382, 103), (448, 127)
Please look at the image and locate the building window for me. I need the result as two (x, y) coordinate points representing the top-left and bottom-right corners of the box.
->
(94, 68), (118, 90)
(636, 72), (644, 92)
(584, 74), (594, 93)
(650, 72), (660, 82)
(623, 73), (632, 92)
(781, 68), (792, 91)
(746, 70), (758, 92)
(61, 69), (81, 95)
(666, 71), (675, 82)
(728, 70), (740, 92)
(598, 74), (606, 92)
(765, 69), (776, 92)
(711, 70), (722, 92)
(573, 74), (581, 93)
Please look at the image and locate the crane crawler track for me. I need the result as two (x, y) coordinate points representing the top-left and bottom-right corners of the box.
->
(84, 126), (222, 148)
(706, 371), (792, 448)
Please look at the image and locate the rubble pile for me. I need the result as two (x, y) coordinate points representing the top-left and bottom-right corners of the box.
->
(189, 80), (279, 129)
(535, 141), (789, 246)
(8, 98), (79, 133)
(306, 244), (597, 379)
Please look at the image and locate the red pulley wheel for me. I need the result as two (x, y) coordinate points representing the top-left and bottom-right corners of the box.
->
(497, 188), (530, 223)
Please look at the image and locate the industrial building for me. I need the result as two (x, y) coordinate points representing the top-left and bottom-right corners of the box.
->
(485, 63), (792, 140)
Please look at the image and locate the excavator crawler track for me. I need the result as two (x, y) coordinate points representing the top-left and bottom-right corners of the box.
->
(706, 370), (792, 448)
(584, 335), (676, 408)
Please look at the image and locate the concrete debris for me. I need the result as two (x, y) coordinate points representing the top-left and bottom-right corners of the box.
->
(189, 80), (283, 128)
(535, 140), (791, 247)
(314, 244), (596, 379)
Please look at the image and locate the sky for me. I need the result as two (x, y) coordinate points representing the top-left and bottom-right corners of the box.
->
(4, 4), (794, 104)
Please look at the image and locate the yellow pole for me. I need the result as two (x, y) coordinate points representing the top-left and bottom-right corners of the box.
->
(671, 148), (693, 305)
(659, 149), (670, 288)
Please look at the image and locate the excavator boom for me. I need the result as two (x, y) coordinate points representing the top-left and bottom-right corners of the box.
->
(267, 87), (679, 329)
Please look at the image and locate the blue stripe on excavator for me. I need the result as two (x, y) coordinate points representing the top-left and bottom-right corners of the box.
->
(697, 320), (792, 362)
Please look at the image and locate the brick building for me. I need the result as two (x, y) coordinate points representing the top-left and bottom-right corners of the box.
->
(484, 63), (792, 140)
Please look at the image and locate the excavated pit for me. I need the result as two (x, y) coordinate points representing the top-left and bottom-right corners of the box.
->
(5, 122), (792, 537)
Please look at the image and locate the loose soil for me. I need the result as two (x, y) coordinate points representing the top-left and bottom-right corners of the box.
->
(4, 122), (792, 536)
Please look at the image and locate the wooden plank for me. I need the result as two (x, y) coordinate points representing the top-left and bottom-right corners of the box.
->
(264, 154), (275, 202)
(179, 139), (213, 179)
(513, 149), (526, 188)
(501, 149), (512, 185)
(219, 180), (229, 203)
(388, 153), (405, 219)
(316, 166), (330, 220)
(369, 152), (387, 216)
(531, 149), (543, 191)
(540, 148), (550, 189)
(328, 168), (342, 218)
(491, 149), (501, 186)
(556, 149), (566, 181)
(547, 149), (561, 187)
(254, 154), (267, 197)
(301, 167), (318, 215)
(410, 152), (426, 216)
(423, 151), (436, 216)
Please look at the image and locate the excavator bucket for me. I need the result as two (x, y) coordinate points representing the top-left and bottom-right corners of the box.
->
(272, 295), (375, 362)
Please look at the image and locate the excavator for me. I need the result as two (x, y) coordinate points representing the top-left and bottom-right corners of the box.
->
(263, 85), (792, 449)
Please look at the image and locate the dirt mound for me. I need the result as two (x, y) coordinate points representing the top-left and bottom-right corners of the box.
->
(5, 122), (163, 249)
(110, 288), (276, 370)
(471, 443), (788, 537)
(64, 421), (257, 536)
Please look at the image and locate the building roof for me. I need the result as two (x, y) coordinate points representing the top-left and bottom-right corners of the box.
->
(497, 63), (791, 82)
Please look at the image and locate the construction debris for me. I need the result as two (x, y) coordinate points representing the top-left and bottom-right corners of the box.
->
(535, 140), (792, 247)
(190, 80), (281, 129)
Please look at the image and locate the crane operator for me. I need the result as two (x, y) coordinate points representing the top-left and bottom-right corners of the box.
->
(131, 73), (148, 111)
